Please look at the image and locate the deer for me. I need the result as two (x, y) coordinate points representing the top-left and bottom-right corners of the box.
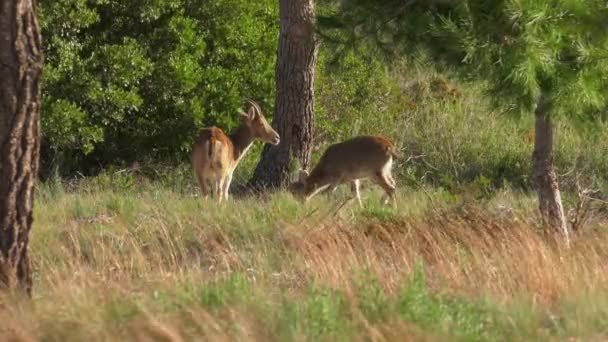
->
(192, 100), (280, 202)
(288, 135), (401, 207)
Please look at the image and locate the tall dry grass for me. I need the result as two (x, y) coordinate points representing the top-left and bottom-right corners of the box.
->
(1, 185), (608, 341)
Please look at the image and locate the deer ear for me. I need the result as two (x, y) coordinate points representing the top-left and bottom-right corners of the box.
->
(239, 111), (250, 121)
(247, 105), (257, 121)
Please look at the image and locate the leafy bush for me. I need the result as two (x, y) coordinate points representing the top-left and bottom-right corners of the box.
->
(38, 0), (278, 175)
(39, 0), (608, 193)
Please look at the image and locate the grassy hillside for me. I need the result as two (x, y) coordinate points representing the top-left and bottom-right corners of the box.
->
(8, 52), (607, 342)
(15, 2), (608, 340)
(2, 180), (607, 341)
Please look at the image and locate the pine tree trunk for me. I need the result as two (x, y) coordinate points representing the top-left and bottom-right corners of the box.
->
(249, 0), (318, 189)
(0, 0), (43, 296)
(532, 96), (569, 243)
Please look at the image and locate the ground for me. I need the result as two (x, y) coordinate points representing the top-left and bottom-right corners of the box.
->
(2, 178), (608, 341)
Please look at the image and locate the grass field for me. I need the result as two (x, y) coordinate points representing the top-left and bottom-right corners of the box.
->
(1, 177), (608, 341)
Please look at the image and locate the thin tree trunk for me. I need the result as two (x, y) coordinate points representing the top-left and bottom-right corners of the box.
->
(249, 0), (318, 189)
(532, 96), (569, 243)
(0, 0), (43, 296)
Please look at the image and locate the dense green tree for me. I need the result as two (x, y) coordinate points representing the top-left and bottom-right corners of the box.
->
(323, 0), (608, 241)
(38, 0), (278, 175)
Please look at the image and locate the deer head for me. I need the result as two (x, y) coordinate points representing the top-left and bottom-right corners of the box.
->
(240, 100), (280, 146)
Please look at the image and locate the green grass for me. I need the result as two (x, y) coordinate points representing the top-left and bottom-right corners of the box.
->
(1, 179), (605, 341)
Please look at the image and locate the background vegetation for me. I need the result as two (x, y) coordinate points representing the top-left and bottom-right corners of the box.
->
(39, 0), (278, 175)
(8, 0), (607, 340)
(38, 0), (608, 194)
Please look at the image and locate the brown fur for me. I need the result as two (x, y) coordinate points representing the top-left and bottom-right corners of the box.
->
(192, 101), (280, 202)
(289, 135), (401, 207)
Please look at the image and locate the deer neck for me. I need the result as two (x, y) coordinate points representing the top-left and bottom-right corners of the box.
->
(230, 124), (255, 164)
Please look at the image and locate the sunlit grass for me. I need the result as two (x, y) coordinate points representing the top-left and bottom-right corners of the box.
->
(2, 180), (607, 341)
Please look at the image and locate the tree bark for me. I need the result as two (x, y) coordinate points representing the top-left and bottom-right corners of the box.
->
(532, 96), (569, 243)
(0, 0), (43, 296)
(249, 0), (318, 189)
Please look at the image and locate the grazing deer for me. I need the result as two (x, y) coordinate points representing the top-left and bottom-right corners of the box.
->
(289, 135), (401, 207)
(192, 100), (280, 202)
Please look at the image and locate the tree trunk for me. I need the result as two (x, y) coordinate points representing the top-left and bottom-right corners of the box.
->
(249, 0), (318, 189)
(532, 96), (569, 243)
(0, 0), (43, 296)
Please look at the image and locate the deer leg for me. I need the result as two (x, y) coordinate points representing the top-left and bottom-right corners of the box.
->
(204, 179), (214, 199)
(386, 173), (396, 188)
(195, 170), (210, 198)
(322, 184), (339, 200)
(215, 174), (225, 202)
(382, 158), (397, 206)
(374, 172), (396, 207)
(305, 183), (332, 203)
(352, 179), (363, 207)
(323, 176), (349, 200)
(193, 160), (212, 199)
(223, 171), (233, 201)
(383, 157), (395, 186)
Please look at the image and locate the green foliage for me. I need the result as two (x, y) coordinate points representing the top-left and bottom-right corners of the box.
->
(277, 287), (350, 339)
(37, 0), (608, 194)
(354, 271), (390, 321)
(361, 203), (399, 221)
(315, 47), (407, 144)
(314, 0), (608, 191)
(323, 0), (608, 119)
(38, 0), (278, 175)
(105, 297), (142, 323)
(397, 263), (498, 341)
(198, 273), (252, 308)
(429, 0), (608, 118)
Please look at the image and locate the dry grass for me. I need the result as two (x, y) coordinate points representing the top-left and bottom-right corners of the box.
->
(2, 184), (608, 341)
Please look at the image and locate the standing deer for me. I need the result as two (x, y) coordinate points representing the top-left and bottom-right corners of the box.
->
(192, 100), (280, 202)
(289, 135), (401, 207)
